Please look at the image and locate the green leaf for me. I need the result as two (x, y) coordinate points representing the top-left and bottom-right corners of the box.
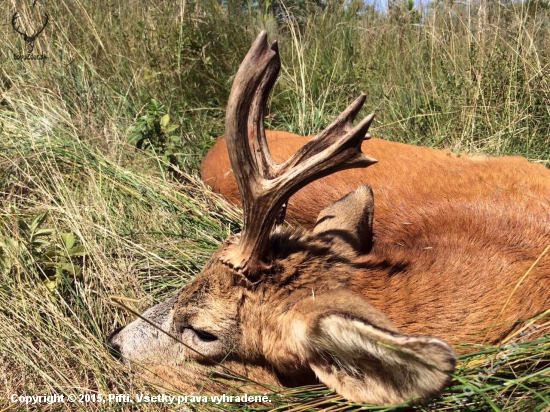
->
(18, 219), (29, 233)
(160, 114), (170, 129)
(68, 245), (87, 256)
(31, 238), (50, 248)
(43, 275), (58, 292)
(127, 132), (141, 144)
(29, 212), (48, 233)
(60, 233), (76, 250)
(165, 124), (179, 134)
(59, 262), (81, 276)
(43, 250), (60, 258)
(34, 228), (54, 237)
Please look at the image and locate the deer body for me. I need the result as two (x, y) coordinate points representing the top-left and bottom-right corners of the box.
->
(201, 132), (550, 346)
(202, 131), (549, 228)
(109, 32), (549, 405)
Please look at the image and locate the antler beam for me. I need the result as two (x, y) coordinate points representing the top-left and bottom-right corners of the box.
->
(221, 31), (377, 278)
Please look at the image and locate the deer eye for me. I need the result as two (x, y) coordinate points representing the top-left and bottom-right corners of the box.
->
(189, 327), (218, 342)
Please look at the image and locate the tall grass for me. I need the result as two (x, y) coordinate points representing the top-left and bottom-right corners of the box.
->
(0, 0), (549, 410)
(271, 1), (550, 159)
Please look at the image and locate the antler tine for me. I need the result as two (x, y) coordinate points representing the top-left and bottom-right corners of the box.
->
(248, 40), (280, 179)
(221, 32), (377, 279)
(35, 14), (49, 37)
(222, 31), (281, 277)
(281, 95), (376, 173)
(11, 13), (25, 37)
(225, 31), (280, 186)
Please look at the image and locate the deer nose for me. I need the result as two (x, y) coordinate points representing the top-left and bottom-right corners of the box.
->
(106, 326), (125, 360)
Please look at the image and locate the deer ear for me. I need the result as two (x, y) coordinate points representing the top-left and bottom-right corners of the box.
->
(292, 291), (456, 405)
(313, 185), (374, 254)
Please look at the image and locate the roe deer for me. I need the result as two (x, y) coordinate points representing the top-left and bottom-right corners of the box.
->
(109, 31), (549, 405)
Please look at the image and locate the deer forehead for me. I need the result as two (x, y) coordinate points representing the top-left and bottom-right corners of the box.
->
(171, 236), (351, 325)
(173, 265), (241, 317)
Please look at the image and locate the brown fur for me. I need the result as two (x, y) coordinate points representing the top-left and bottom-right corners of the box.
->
(110, 223), (457, 404)
(201, 131), (550, 346)
(110, 30), (549, 405)
(109, 131), (549, 406)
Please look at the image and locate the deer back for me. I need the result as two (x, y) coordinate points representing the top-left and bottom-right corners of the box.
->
(202, 131), (550, 227)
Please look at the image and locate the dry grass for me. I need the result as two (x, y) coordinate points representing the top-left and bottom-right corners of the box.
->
(0, 0), (548, 410)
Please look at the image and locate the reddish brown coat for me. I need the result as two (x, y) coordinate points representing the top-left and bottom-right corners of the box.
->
(201, 131), (550, 346)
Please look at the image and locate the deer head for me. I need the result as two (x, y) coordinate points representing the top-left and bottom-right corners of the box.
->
(108, 31), (456, 405)
(11, 11), (49, 55)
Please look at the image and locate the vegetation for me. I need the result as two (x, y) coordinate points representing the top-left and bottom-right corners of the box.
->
(0, 0), (548, 410)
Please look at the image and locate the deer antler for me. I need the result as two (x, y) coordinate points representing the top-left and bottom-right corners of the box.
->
(11, 12), (27, 38)
(33, 13), (49, 38)
(221, 31), (377, 278)
(11, 11), (49, 42)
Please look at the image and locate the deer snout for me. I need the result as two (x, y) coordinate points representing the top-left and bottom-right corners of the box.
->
(106, 326), (125, 360)
(106, 296), (178, 363)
